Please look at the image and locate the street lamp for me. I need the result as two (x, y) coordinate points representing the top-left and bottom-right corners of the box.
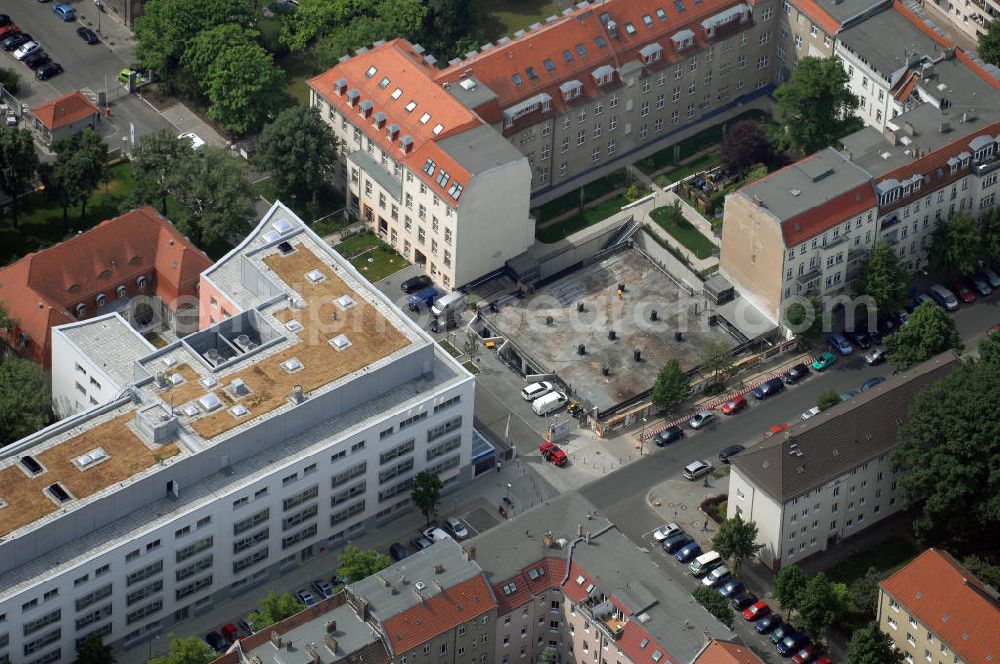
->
(640, 416), (648, 456)
(121, 135), (128, 158)
(506, 483), (512, 500)
(95, 0), (102, 34)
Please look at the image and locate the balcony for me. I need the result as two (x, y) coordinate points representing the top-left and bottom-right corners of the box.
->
(577, 598), (625, 640)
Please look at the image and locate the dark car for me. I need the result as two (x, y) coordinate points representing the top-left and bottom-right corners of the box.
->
(2, 33), (31, 51)
(35, 62), (63, 80)
(23, 50), (50, 70)
(388, 542), (409, 561)
(0, 14), (10, 27)
(401, 274), (433, 293)
(751, 377), (785, 400)
(675, 541), (702, 562)
(782, 362), (810, 384)
(205, 631), (229, 653)
(663, 532), (693, 553)
(861, 376), (885, 392)
(719, 444), (745, 464)
(76, 26), (99, 44)
(718, 579), (744, 598)
(654, 425), (684, 446)
(755, 612), (782, 633)
(777, 632), (811, 656)
(769, 622), (794, 644)
(847, 329), (873, 349)
(731, 590), (757, 610)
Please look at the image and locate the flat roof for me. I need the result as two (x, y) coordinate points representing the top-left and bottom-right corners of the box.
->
(812, 0), (888, 24)
(436, 124), (526, 174)
(54, 313), (156, 389)
(837, 6), (942, 82)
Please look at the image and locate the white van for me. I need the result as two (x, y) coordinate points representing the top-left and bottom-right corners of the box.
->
(431, 291), (466, 318)
(928, 284), (958, 311)
(688, 550), (722, 576)
(532, 391), (567, 416)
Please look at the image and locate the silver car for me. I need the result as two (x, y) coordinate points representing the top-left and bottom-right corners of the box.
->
(688, 410), (715, 429)
(683, 459), (714, 480)
(865, 346), (887, 365)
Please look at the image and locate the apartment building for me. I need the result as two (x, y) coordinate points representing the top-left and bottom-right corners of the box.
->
(727, 352), (958, 571)
(0, 207), (211, 366)
(922, 0), (999, 43)
(0, 202), (476, 664)
(878, 548), (1000, 664)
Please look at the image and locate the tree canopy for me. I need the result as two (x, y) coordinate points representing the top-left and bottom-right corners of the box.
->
(928, 212), (982, 276)
(74, 634), (116, 664)
(712, 513), (763, 575)
(249, 592), (306, 631)
(699, 338), (734, 385)
(885, 301), (962, 371)
(203, 38), (286, 134)
(796, 572), (851, 637)
(41, 129), (108, 232)
(816, 388), (841, 412)
(980, 208), (1000, 264)
(773, 564), (808, 616)
(978, 20), (1000, 67)
(784, 296), (824, 347)
(0, 127), (40, 227)
(130, 131), (192, 216)
(149, 635), (214, 664)
(253, 106), (339, 204)
(854, 241), (911, 318)
(650, 358), (690, 414)
(337, 545), (392, 584)
(0, 355), (51, 448)
(411, 470), (443, 526)
(774, 56), (860, 153)
(892, 336), (1000, 542)
(692, 585), (734, 628)
(846, 622), (906, 664)
(722, 119), (774, 176)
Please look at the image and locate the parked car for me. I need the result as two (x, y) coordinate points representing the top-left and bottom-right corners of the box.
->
(52, 3), (75, 20)
(205, 631), (229, 653)
(674, 541), (702, 562)
(777, 632), (811, 656)
(0, 14), (10, 27)
(220, 623), (245, 643)
(718, 444), (745, 463)
(683, 459), (713, 480)
(811, 351), (837, 371)
(23, 50), (50, 70)
(13, 40), (41, 60)
(764, 423), (789, 438)
(828, 333), (854, 356)
(980, 267), (1000, 289)
(35, 62), (63, 80)
(746, 602), (773, 622)
(688, 410), (715, 429)
(313, 578), (334, 598)
(539, 441), (568, 466)
(444, 516), (469, 539)
(751, 377), (784, 400)
(652, 522), (683, 542)
(861, 376), (885, 392)
(400, 274), (433, 293)
(769, 622), (794, 644)
(718, 579), (744, 598)
(0, 23), (20, 40)
(929, 283), (959, 311)
(532, 391), (567, 416)
(782, 363), (810, 384)
(800, 406), (821, 420)
(521, 381), (553, 402)
(720, 395), (747, 415)
(701, 564), (731, 587)
(662, 532), (693, 553)
(654, 425), (684, 446)
(294, 589), (317, 606)
(236, 619), (255, 636)
(388, 542), (409, 561)
(792, 645), (822, 664)
(847, 328), (873, 349)
(840, 389), (860, 402)
(409, 535), (433, 551)
(966, 273), (992, 296)
(949, 280), (976, 303)
(865, 346), (887, 365)
(178, 131), (205, 152)
(422, 526), (451, 542)
(2, 33), (31, 51)
(731, 590), (757, 610)
(76, 26), (99, 44)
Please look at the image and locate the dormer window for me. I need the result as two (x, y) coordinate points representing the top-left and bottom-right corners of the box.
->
(526, 67), (538, 80)
(334, 78), (348, 95)
(592, 65), (614, 87)
(559, 80), (583, 102)
(640, 42), (663, 64)
(575, 43), (587, 57)
(512, 73), (523, 87)
(372, 111), (387, 128)
(386, 123), (400, 141)
(399, 135), (414, 154)
(643, 14), (654, 27)
(346, 89), (360, 107)
(562, 49), (573, 63)
(671, 29), (696, 52)
(358, 99), (373, 118)
(656, 8), (667, 20)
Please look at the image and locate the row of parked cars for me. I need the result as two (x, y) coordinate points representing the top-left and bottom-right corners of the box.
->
(0, 5), (95, 81)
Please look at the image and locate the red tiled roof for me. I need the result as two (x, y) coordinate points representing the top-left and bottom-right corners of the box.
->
(789, 0), (840, 35)
(617, 618), (678, 664)
(780, 181), (877, 246)
(383, 574), (496, 654)
(31, 90), (99, 131)
(880, 549), (1000, 663)
(308, 40), (481, 207)
(0, 207), (211, 366)
(694, 640), (767, 664)
(493, 572), (533, 615)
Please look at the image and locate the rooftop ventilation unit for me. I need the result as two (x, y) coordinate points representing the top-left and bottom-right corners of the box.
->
(329, 334), (352, 351)
(285, 320), (304, 332)
(459, 78), (477, 91)
(234, 334), (258, 352)
(204, 349), (221, 366)
(198, 393), (222, 412)
(272, 218), (294, 234)
(154, 372), (170, 389)
(291, 385), (305, 404)
(414, 581), (426, 591)
(306, 269), (326, 284)
(75, 447), (108, 469)
(260, 230), (281, 244)
(282, 357), (304, 373)
(230, 404), (249, 418)
(162, 354), (177, 368)
(334, 295), (356, 310)
(169, 373), (183, 386)
(230, 378), (250, 396)
(278, 241), (295, 255)
(200, 376), (218, 389)
(182, 404), (199, 417)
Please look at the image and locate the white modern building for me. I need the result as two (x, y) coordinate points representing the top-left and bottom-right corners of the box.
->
(0, 202), (476, 663)
(727, 352), (957, 571)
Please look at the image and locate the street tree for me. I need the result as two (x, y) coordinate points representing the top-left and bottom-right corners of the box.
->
(0, 355), (51, 448)
(700, 338), (734, 386)
(854, 241), (910, 317)
(650, 358), (690, 414)
(722, 119), (774, 176)
(885, 301), (962, 371)
(851, 567), (885, 616)
(773, 564), (808, 616)
(817, 388), (841, 411)
(169, 147), (255, 249)
(784, 296), (824, 347)
(981, 208), (1000, 264)
(149, 635), (214, 664)
(796, 572), (848, 637)
(774, 56), (860, 153)
(961, 555), (1000, 590)
(712, 513), (763, 575)
(928, 212), (982, 276)
(692, 585), (734, 628)
(248, 592), (306, 631)
(846, 622), (906, 664)
(203, 40), (286, 134)
(130, 131), (192, 216)
(411, 470), (443, 526)
(253, 106), (339, 205)
(979, 327), (1000, 365)
(74, 634), (116, 664)
(978, 20), (1000, 67)
(337, 545), (392, 584)
(0, 126), (40, 228)
(892, 346), (1000, 542)
(536, 647), (557, 664)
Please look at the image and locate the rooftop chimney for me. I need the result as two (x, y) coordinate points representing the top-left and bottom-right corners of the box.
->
(270, 631), (283, 649)
(324, 633), (340, 654)
(326, 620), (337, 633)
(463, 545), (477, 560)
(305, 643), (320, 664)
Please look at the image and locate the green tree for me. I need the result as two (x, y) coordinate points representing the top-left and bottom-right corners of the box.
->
(784, 296), (823, 347)
(892, 348), (1000, 542)
(650, 358), (690, 414)
(797, 572), (849, 637)
(168, 147), (255, 249)
(0, 126), (40, 227)
(0, 301), (14, 334)
(885, 301), (962, 371)
(851, 567), (885, 616)
(692, 585), (734, 628)
(41, 129), (108, 231)
(203, 40), (285, 134)
(846, 622), (906, 664)
(981, 208), (1000, 263)
(712, 513), (763, 575)
(411, 470), (443, 526)
(253, 106), (339, 204)
(774, 56), (860, 153)
(978, 20), (1000, 67)
(0, 355), (51, 447)
(74, 634), (116, 664)
(536, 647), (558, 664)
(284, 0), (427, 58)
(624, 183), (645, 202)
(337, 545), (392, 584)
(928, 212), (982, 276)
(181, 24), (262, 96)
(129, 130), (191, 216)
(699, 338), (734, 385)
(740, 163), (770, 187)
(773, 564), (808, 616)
(73, 129), (109, 219)
(854, 241), (911, 317)
(148, 635), (214, 664)
(979, 327), (1000, 365)
(423, 0), (485, 60)
(0, 67), (19, 95)
(722, 119), (773, 176)
(961, 555), (1000, 590)
(248, 592), (306, 631)
(817, 388), (841, 411)
(40, 151), (87, 234)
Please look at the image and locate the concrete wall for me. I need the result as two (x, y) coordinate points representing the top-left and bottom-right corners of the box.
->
(727, 468), (785, 570)
(632, 227), (704, 292)
(719, 193), (785, 323)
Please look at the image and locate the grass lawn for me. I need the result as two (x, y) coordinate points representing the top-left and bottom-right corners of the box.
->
(535, 169), (629, 223)
(637, 109), (769, 175)
(536, 194), (629, 244)
(654, 153), (721, 188)
(334, 233), (409, 281)
(485, 0), (562, 37)
(825, 536), (918, 585)
(650, 206), (717, 259)
(0, 160), (138, 265)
